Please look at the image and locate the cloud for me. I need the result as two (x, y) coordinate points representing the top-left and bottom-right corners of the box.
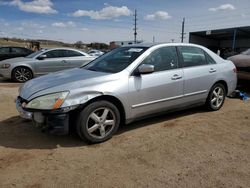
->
(52, 21), (76, 28)
(9, 0), (57, 14)
(144, 11), (171, 21)
(72, 5), (132, 20)
(81, 28), (89, 31)
(16, 27), (24, 31)
(52, 22), (67, 27)
(209, 4), (235, 12)
(0, 18), (10, 26)
(22, 22), (45, 29)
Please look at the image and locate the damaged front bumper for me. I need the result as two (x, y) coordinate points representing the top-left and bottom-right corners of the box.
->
(16, 97), (78, 135)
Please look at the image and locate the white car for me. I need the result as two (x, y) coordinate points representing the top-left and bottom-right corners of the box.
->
(88, 49), (104, 57)
(0, 48), (96, 82)
(16, 43), (237, 143)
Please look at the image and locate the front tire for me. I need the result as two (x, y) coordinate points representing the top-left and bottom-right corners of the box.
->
(206, 83), (226, 111)
(12, 67), (33, 82)
(77, 100), (120, 143)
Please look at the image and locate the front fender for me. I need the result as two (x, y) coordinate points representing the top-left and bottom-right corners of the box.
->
(11, 64), (35, 75)
(61, 91), (103, 108)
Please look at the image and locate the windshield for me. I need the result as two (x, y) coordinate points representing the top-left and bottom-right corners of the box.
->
(241, 49), (250, 55)
(83, 46), (148, 73)
(26, 50), (45, 58)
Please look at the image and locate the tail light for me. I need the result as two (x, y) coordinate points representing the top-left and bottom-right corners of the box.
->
(233, 67), (237, 73)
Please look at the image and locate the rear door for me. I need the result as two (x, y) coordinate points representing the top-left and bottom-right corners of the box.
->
(177, 46), (218, 103)
(65, 50), (93, 68)
(128, 46), (184, 118)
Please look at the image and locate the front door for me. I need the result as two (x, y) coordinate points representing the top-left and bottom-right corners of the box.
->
(35, 49), (71, 75)
(128, 46), (184, 118)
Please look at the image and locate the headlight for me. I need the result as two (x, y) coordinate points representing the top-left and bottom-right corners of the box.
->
(25, 91), (69, 110)
(0, 64), (10, 69)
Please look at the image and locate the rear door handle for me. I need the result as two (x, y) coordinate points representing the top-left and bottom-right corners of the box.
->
(61, 60), (67, 63)
(171, 74), (182, 80)
(209, 68), (217, 73)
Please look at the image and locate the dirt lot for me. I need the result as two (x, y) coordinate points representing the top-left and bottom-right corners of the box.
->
(0, 78), (250, 188)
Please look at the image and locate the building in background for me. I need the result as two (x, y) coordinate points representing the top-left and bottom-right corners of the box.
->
(109, 40), (143, 49)
(189, 26), (250, 58)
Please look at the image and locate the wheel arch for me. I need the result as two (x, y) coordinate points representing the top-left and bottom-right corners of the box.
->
(78, 95), (126, 125)
(11, 65), (34, 79)
(213, 80), (228, 95)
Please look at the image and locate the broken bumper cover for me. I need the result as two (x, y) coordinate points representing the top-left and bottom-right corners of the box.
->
(16, 98), (33, 119)
(16, 97), (78, 135)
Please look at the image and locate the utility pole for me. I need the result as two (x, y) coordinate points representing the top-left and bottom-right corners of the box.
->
(181, 18), (186, 43)
(133, 9), (138, 44)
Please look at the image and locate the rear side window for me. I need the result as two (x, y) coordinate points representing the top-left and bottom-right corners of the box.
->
(141, 46), (178, 72)
(66, 50), (84, 57)
(178, 46), (207, 67)
(205, 52), (216, 64)
(44, 50), (67, 58)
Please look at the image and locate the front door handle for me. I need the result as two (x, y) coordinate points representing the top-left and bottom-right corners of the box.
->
(61, 60), (67, 63)
(171, 74), (182, 80)
(209, 68), (217, 73)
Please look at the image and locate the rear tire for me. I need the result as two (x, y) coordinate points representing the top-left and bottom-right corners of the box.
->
(12, 67), (33, 83)
(206, 83), (226, 111)
(77, 100), (120, 144)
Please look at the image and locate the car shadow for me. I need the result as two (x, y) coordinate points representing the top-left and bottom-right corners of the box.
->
(0, 116), (85, 149)
(0, 106), (209, 150)
(237, 80), (250, 94)
(117, 106), (207, 135)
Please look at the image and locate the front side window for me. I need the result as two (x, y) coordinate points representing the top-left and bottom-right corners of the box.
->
(179, 46), (207, 67)
(84, 47), (148, 73)
(141, 46), (178, 72)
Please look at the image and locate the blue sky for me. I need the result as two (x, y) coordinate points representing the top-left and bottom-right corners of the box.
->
(0, 0), (250, 43)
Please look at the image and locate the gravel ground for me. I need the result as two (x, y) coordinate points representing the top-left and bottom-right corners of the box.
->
(0, 78), (250, 188)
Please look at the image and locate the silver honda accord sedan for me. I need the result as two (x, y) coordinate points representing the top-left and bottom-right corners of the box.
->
(16, 43), (237, 143)
(0, 48), (95, 82)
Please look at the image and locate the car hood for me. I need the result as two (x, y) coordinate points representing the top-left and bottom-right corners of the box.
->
(228, 54), (250, 67)
(0, 57), (34, 64)
(19, 68), (111, 100)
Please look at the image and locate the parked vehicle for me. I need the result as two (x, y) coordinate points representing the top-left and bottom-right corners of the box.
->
(0, 48), (95, 82)
(0, 46), (33, 61)
(228, 49), (250, 80)
(16, 43), (237, 143)
(88, 49), (104, 57)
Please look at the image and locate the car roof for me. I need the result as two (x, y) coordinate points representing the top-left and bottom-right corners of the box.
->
(123, 42), (208, 49)
(40, 48), (90, 56)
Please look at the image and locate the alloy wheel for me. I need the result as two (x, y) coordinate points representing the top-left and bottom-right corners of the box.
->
(14, 67), (32, 82)
(86, 107), (116, 139)
(210, 86), (224, 108)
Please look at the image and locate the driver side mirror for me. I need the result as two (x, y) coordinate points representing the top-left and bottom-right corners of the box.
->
(37, 54), (47, 60)
(135, 64), (154, 75)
